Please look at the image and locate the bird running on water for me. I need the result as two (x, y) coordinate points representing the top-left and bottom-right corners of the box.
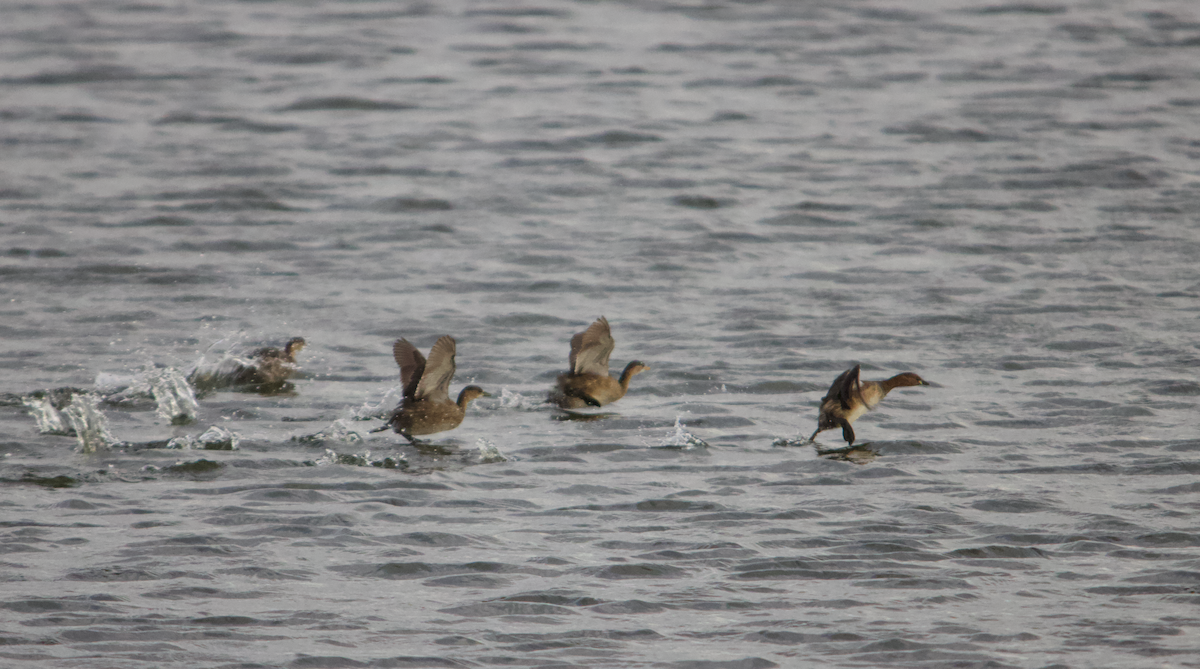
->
(811, 364), (930, 447)
(378, 336), (488, 442)
(549, 316), (649, 409)
(234, 336), (306, 387)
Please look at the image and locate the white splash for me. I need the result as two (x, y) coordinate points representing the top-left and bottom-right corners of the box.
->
(148, 367), (200, 425)
(22, 395), (70, 435)
(95, 370), (152, 406)
(322, 419), (365, 443)
(312, 449), (340, 466)
(62, 394), (120, 453)
(351, 386), (401, 420)
(94, 372), (139, 397)
(660, 416), (709, 450)
(474, 438), (508, 463)
(169, 426), (240, 450)
(186, 354), (256, 392)
(495, 387), (539, 410)
(95, 366), (200, 424)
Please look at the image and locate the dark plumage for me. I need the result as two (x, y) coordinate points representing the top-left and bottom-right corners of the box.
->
(380, 336), (487, 442)
(549, 316), (649, 409)
(810, 364), (930, 446)
(234, 336), (306, 386)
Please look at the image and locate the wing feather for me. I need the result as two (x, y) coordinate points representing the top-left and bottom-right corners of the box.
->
(571, 316), (615, 375)
(831, 364), (862, 411)
(393, 339), (426, 399)
(415, 335), (457, 400)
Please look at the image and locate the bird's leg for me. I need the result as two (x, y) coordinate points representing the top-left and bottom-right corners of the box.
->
(838, 418), (856, 446)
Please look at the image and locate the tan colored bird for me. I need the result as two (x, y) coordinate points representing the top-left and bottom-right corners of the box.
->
(235, 336), (306, 386)
(811, 364), (930, 446)
(379, 336), (488, 442)
(549, 316), (649, 409)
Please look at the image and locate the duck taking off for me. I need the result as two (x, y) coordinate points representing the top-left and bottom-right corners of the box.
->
(379, 336), (488, 442)
(235, 337), (306, 386)
(549, 316), (649, 409)
(811, 364), (930, 447)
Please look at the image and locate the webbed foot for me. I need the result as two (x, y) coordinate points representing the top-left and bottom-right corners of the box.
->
(838, 419), (856, 446)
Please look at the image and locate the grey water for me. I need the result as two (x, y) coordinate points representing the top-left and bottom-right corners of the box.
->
(2, 0), (1200, 667)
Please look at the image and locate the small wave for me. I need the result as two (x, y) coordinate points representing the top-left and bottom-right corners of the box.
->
(280, 96), (416, 112)
(167, 426), (239, 451)
(292, 419), (366, 445)
(772, 435), (812, 448)
(310, 448), (408, 470)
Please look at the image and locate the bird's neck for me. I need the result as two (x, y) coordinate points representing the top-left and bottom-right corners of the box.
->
(618, 363), (638, 390)
(456, 390), (476, 408)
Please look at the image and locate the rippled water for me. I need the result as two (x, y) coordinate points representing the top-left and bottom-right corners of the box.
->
(3, 1), (1200, 667)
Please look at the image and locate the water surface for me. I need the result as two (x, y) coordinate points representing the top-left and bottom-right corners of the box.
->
(3, 1), (1200, 667)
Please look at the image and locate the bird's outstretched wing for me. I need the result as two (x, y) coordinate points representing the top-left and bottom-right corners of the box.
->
(393, 339), (427, 399)
(825, 364), (862, 411)
(570, 316), (615, 376)
(415, 335), (457, 401)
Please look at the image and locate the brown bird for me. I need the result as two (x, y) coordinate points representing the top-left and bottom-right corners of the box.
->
(549, 316), (649, 409)
(234, 336), (306, 386)
(378, 336), (488, 442)
(811, 364), (930, 446)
